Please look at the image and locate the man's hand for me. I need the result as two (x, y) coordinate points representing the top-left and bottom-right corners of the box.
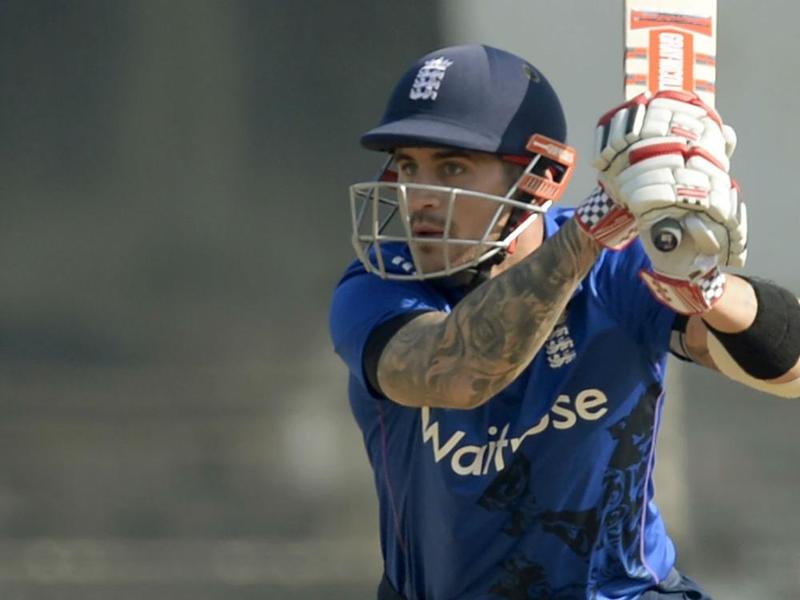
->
(622, 144), (747, 314)
(593, 90), (736, 179)
(592, 90), (747, 315)
(577, 89), (734, 253)
(619, 141), (748, 273)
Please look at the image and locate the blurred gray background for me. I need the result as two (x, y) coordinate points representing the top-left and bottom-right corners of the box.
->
(0, 1), (797, 599)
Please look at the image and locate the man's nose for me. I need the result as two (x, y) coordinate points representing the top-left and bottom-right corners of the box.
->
(405, 184), (445, 212)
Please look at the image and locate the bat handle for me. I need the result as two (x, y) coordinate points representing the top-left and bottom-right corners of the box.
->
(650, 217), (683, 252)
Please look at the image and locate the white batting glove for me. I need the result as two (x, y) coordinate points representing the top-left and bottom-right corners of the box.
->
(617, 143), (748, 314)
(593, 90), (737, 201)
(591, 90), (744, 314)
(579, 90), (735, 253)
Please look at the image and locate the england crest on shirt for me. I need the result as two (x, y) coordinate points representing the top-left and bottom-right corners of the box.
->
(545, 310), (576, 369)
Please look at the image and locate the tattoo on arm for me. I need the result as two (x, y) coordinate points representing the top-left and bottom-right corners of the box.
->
(378, 218), (602, 408)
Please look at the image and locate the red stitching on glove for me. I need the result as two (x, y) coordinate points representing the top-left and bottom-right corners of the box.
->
(629, 142), (727, 172)
(628, 142), (685, 163)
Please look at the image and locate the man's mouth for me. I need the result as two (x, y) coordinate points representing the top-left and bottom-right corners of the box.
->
(412, 226), (443, 237)
(410, 218), (446, 237)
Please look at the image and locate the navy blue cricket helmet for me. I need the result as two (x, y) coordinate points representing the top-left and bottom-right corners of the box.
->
(361, 44), (567, 156)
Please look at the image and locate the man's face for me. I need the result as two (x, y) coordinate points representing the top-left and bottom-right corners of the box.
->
(393, 146), (514, 275)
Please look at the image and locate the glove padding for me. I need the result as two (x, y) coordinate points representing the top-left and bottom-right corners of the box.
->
(592, 90), (745, 314)
(619, 142), (748, 277)
(593, 90), (737, 203)
(618, 142), (748, 314)
(583, 90), (736, 254)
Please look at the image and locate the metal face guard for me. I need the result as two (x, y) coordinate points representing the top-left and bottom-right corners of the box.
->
(349, 181), (548, 280)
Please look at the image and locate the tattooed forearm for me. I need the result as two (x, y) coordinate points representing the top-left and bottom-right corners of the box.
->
(378, 218), (602, 409)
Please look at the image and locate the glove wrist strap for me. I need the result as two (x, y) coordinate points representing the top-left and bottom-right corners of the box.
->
(640, 267), (727, 315)
(574, 187), (638, 250)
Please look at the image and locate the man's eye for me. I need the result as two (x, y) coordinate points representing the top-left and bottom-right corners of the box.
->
(442, 163), (465, 177)
(398, 163), (417, 176)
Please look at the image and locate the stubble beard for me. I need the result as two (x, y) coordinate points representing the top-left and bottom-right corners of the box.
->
(412, 239), (484, 276)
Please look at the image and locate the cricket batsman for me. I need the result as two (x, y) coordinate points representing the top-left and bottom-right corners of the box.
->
(329, 43), (799, 599)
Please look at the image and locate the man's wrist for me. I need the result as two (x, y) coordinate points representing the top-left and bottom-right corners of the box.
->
(702, 277), (800, 380)
(639, 266), (727, 316)
(570, 212), (604, 255)
(699, 275), (757, 333)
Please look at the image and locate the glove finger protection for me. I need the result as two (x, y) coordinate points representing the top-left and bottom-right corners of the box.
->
(593, 90), (736, 189)
(586, 90), (739, 259)
(620, 146), (747, 274)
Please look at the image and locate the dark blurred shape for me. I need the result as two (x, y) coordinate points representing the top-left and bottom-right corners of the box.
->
(0, 1), (439, 597)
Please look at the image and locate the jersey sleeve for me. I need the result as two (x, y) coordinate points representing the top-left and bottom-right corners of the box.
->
(588, 240), (677, 357)
(329, 267), (445, 396)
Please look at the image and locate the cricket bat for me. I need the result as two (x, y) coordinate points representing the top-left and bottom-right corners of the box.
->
(623, 0), (718, 251)
(624, 0), (717, 107)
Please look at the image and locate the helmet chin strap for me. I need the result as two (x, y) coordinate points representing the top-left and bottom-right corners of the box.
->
(467, 247), (510, 288)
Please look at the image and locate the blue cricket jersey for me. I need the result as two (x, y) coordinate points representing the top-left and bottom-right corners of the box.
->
(329, 208), (679, 600)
